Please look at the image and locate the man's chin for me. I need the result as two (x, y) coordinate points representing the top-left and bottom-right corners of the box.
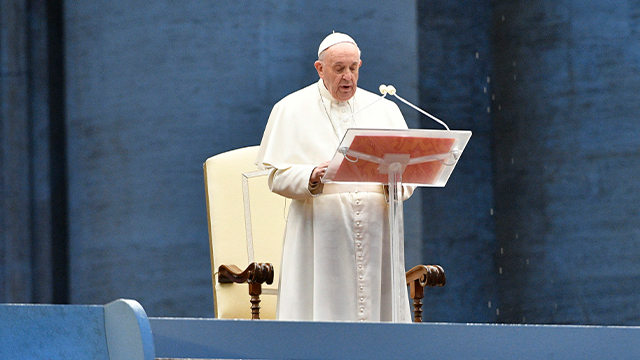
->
(337, 89), (355, 101)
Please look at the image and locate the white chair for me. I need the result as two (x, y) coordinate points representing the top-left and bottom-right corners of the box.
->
(204, 146), (286, 319)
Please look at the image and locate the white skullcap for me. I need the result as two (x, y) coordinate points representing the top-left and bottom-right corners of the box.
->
(318, 32), (358, 57)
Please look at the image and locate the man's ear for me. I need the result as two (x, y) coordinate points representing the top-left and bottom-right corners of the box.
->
(314, 60), (324, 79)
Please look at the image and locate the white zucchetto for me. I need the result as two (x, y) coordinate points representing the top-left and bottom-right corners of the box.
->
(317, 32), (358, 57)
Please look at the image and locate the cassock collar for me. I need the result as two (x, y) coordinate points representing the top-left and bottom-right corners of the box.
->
(317, 79), (355, 108)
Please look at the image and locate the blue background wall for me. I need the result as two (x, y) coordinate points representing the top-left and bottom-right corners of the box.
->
(2, 1), (639, 325)
(417, 0), (497, 323)
(491, 0), (640, 324)
(63, 1), (420, 317)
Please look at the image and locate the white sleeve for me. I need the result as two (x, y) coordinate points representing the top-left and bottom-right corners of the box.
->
(268, 165), (319, 200)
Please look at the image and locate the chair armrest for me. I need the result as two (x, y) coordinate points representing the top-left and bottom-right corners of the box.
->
(218, 263), (274, 285)
(406, 265), (446, 323)
(406, 264), (446, 288)
(217, 262), (274, 320)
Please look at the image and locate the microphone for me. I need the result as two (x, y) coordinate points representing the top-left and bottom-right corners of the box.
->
(379, 84), (450, 131)
(340, 85), (450, 131)
(379, 84), (396, 95)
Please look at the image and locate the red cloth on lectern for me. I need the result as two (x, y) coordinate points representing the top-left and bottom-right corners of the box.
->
(333, 135), (455, 184)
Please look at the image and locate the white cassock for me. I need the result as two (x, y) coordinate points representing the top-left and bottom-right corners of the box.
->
(256, 79), (413, 322)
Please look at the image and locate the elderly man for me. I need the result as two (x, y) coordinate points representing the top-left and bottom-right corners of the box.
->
(256, 32), (412, 322)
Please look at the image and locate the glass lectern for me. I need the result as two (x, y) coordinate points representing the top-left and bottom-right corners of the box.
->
(322, 128), (472, 322)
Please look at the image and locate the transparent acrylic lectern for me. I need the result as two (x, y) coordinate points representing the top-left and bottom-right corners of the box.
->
(322, 128), (472, 322)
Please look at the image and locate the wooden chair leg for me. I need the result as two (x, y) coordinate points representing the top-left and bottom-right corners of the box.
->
(249, 282), (262, 320)
(410, 280), (425, 323)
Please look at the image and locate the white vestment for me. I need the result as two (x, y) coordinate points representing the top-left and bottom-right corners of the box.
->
(256, 79), (412, 322)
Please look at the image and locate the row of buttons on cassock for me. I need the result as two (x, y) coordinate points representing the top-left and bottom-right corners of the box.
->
(354, 190), (367, 321)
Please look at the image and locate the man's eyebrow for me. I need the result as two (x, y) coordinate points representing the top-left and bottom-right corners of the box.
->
(333, 61), (360, 66)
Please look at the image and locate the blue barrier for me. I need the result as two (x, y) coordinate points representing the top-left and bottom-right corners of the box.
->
(150, 317), (640, 360)
(3, 299), (640, 359)
(0, 299), (154, 360)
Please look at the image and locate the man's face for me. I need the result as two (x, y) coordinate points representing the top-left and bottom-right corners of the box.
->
(315, 43), (362, 102)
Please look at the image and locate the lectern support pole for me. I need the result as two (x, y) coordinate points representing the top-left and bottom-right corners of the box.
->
(388, 162), (406, 323)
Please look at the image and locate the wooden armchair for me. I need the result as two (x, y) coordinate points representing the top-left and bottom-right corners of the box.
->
(204, 146), (445, 321)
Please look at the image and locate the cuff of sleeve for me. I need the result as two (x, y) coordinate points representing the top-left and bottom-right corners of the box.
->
(308, 180), (324, 196)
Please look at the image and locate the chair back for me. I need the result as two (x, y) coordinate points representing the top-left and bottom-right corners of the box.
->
(203, 146), (287, 319)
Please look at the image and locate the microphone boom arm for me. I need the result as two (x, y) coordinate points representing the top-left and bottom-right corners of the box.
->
(380, 85), (450, 131)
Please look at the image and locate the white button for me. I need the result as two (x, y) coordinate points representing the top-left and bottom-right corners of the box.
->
(354, 190), (359, 194)
(360, 286), (364, 290)
(360, 319), (365, 322)
(357, 242), (362, 248)
(360, 308), (364, 313)
(359, 275), (364, 280)
(360, 297), (365, 302)
(356, 221), (361, 226)
(355, 211), (361, 216)
(358, 264), (363, 269)
(356, 233), (362, 238)
(356, 200), (361, 205)
(358, 253), (363, 258)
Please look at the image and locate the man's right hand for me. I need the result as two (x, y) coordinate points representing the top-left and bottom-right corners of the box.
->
(309, 160), (331, 186)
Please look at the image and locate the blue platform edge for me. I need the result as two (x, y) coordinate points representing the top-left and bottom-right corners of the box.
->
(0, 299), (154, 360)
(3, 299), (640, 359)
(150, 317), (640, 360)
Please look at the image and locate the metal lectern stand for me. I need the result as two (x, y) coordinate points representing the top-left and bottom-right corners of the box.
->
(323, 128), (472, 322)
